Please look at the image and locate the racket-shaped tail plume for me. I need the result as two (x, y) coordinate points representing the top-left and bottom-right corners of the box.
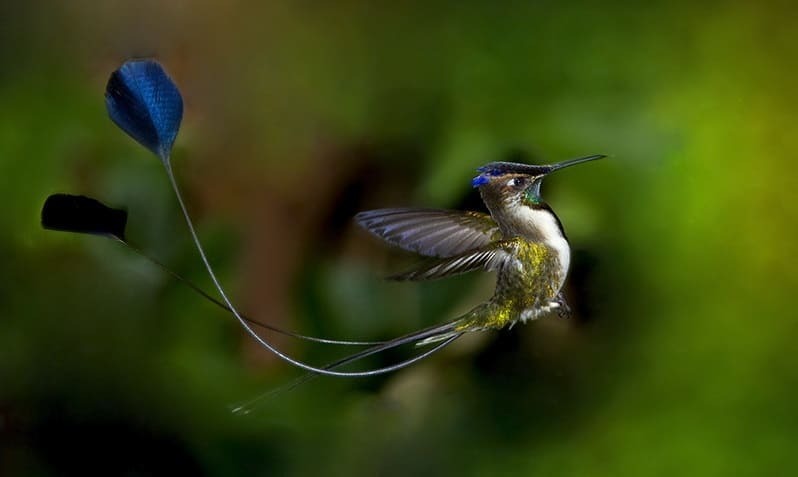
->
(105, 60), (183, 162)
(42, 193), (128, 240)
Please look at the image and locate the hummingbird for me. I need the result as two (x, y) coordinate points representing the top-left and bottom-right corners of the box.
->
(355, 153), (605, 344)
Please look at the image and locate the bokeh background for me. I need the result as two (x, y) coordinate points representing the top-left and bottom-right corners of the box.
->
(2, 1), (797, 475)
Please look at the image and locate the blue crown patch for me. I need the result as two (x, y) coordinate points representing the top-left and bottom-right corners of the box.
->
(471, 174), (490, 188)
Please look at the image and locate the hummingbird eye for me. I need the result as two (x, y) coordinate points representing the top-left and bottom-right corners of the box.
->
(506, 177), (527, 188)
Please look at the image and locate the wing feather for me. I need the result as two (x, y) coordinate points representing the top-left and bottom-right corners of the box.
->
(355, 208), (501, 258)
(389, 242), (516, 281)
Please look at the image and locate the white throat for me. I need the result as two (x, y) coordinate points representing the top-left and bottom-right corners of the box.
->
(511, 206), (571, 275)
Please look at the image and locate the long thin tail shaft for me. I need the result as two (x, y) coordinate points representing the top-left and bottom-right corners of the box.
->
(231, 321), (464, 414)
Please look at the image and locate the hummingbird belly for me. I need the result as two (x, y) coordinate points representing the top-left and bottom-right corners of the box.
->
(456, 239), (567, 332)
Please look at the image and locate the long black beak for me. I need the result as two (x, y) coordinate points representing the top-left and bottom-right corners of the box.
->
(543, 154), (606, 174)
(476, 154), (605, 179)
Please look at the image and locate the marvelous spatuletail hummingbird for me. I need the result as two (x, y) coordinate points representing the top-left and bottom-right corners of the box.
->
(41, 58), (604, 409)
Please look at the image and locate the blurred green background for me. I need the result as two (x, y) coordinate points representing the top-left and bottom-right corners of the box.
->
(2, 1), (797, 475)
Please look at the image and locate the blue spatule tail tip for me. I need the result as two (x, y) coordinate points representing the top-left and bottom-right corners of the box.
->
(105, 59), (183, 161)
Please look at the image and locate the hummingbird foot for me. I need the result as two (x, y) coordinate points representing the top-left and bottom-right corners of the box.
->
(519, 300), (567, 324)
(554, 295), (572, 318)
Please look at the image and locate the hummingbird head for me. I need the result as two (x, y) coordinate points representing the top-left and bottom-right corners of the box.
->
(472, 154), (606, 207)
(472, 153), (605, 274)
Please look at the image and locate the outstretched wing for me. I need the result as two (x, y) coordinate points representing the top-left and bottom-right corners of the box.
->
(355, 208), (501, 258)
(389, 239), (521, 281)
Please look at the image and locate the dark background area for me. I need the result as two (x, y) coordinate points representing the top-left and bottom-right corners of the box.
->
(2, 1), (797, 475)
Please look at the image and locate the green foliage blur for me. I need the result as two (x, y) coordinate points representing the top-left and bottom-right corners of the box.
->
(2, 1), (797, 475)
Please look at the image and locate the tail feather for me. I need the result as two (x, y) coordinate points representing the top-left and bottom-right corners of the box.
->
(230, 319), (466, 414)
(416, 303), (495, 345)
